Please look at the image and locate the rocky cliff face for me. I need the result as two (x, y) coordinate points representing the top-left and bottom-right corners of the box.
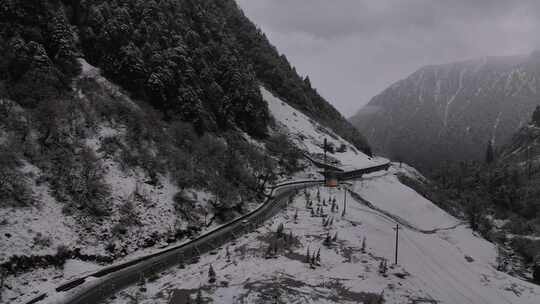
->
(351, 52), (540, 169)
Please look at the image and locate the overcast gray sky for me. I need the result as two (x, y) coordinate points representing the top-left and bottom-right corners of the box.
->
(236, 0), (540, 116)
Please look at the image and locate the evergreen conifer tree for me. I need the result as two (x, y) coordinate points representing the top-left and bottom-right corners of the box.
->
(196, 289), (203, 304)
(533, 263), (540, 283)
(485, 140), (494, 164)
(361, 237), (366, 253)
(208, 264), (216, 283)
(323, 233), (332, 247)
(276, 223), (284, 237)
(288, 231), (293, 246)
(532, 106), (540, 127)
(304, 76), (311, 88)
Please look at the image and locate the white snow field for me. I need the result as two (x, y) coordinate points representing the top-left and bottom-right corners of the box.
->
(352, 173), (457, 231)
(349, 171), (540, 303)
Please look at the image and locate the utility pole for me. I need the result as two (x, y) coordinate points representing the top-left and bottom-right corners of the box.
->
(341, 186), (346, 217)
(323, 138), (328, 183)
(393, 224), (401, 265)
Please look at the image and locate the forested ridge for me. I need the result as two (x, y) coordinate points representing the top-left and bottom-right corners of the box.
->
(0, 0), (370, 154)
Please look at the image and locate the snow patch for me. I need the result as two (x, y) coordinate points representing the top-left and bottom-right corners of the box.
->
(262, 87), (386, 171)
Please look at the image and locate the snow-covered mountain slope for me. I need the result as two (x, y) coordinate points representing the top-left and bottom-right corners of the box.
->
(353, 173), (457, 231)
(1, 61), (261, 304)
(99, 91), (540, 304)
(106, 166), (540, 304)
(0, 60), (190, 258)
(3, 63), (378, 304)
(351, 52), (540, 169)
(263, 87), (385, 171)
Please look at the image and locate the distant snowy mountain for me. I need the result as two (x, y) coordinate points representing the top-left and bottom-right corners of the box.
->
(351, 52), (540, 169)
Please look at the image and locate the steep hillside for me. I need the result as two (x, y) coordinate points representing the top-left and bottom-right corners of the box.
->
(0, 61), (288, 303)
(1, 65), (379, 304)
(262, 88), (385, 172)
(0, 0), (369, 154)
(351, 52), (540, 169)
(0, 1), (372, 302)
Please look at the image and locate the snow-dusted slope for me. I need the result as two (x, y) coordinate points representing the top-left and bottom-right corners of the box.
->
(353, 173), (457, 230)
(262, 87), (385, 171)
(352, 52), (540, 169)
(349, 168), (540, 303)
(107, 166), (540, 304)
(2, 61), (220, 304)
(7, 72), (540, 304)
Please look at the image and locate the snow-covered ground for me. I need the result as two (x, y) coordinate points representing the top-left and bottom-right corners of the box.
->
(352, 173), (457, 231)
(1, 131), (214, 304)
(262, 87), (386, 171)
(2, 61), (244, 304)
(5, 66), (540, 304)
(107, 168), (540, 304)
(2, 63), (380, 304)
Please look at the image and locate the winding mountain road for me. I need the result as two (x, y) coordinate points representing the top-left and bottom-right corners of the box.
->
(24, 163), (390, 304)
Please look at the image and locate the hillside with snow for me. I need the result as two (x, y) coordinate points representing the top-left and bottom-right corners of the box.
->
(2, 64), (376, 304)
(1, 62), (222, 303)
(351, 52), (540, 169)
(3, 1), (540, 303)
(105, 165), (540, 304)
(263, 88), (385, 171)
(94, 93), (540, 304)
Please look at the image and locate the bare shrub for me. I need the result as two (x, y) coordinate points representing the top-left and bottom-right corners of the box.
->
(51, 146), (110, 217)
(33, 233), (52, 248)
(99, 135), (124, 157)
(118, 200), (140, 227)
(0, 147), (34, 207)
